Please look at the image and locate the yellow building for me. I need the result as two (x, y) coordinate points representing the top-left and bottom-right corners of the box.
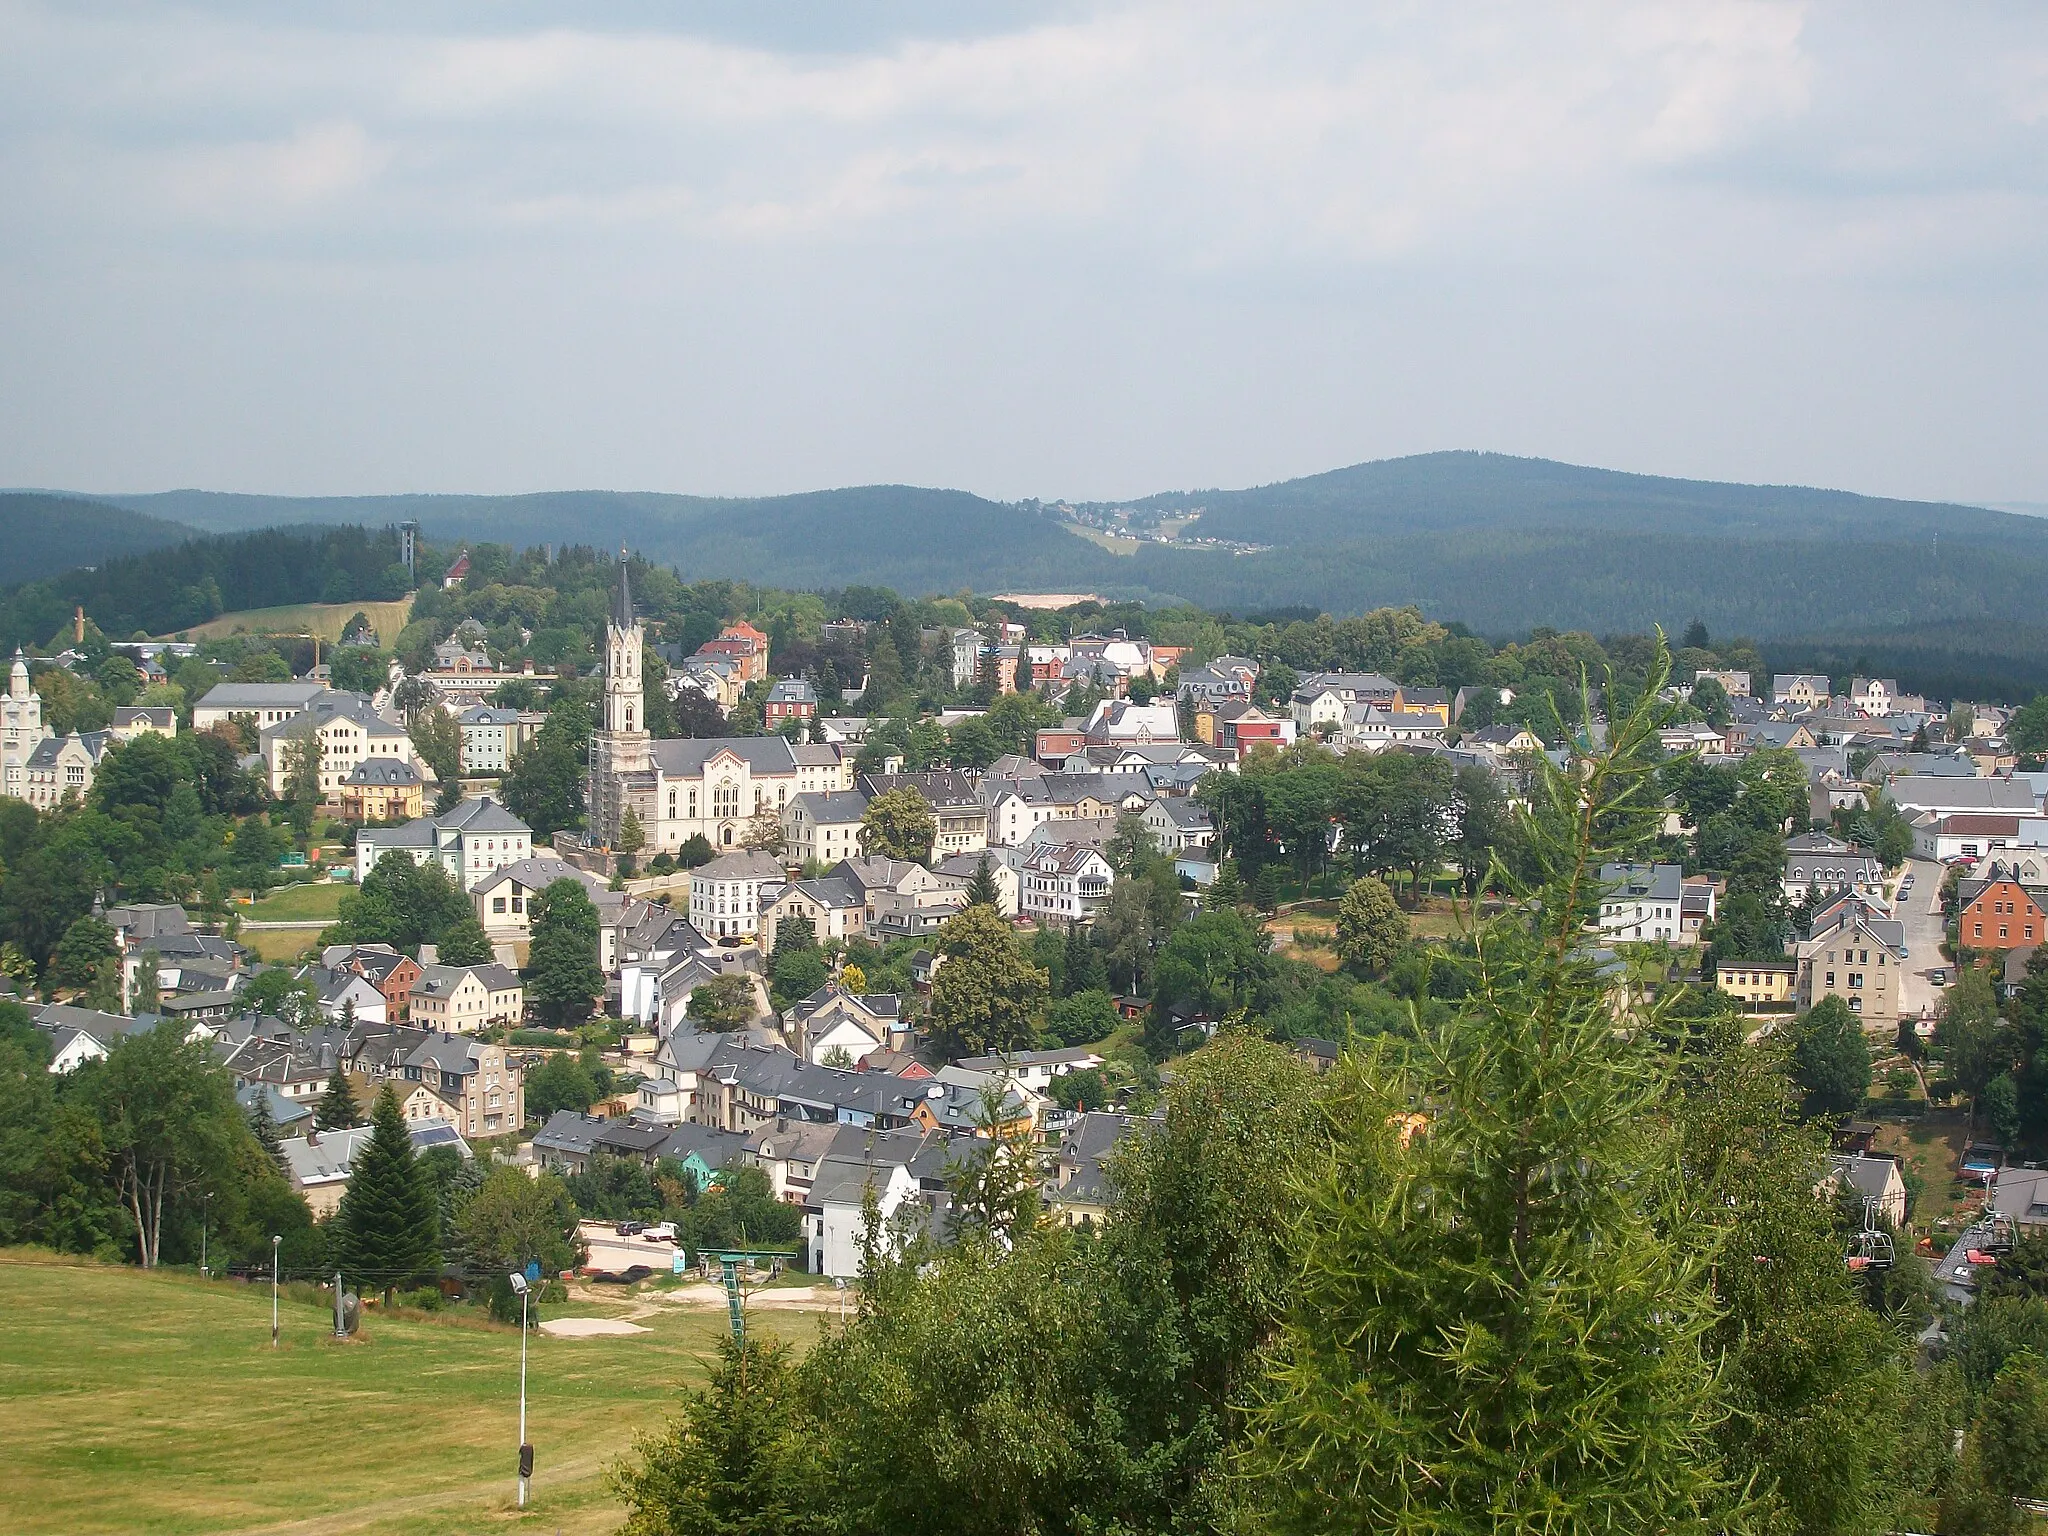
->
(1716, 957), (1798, 1012)
(338, 757), (426, 823)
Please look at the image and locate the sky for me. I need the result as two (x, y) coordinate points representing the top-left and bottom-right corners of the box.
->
(2, 2), (2045, 506)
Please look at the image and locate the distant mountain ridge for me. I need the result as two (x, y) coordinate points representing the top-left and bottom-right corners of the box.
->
(13, 453), (2037, 644)
(0, 493), (198, 582)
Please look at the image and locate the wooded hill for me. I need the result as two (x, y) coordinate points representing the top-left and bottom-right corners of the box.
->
(14, 451), (2045, 653)
(0, 492), (197, 582)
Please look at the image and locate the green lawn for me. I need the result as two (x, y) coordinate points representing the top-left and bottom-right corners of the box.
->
(0, 1250), (811, 1536)
(244, 882), (347, 923)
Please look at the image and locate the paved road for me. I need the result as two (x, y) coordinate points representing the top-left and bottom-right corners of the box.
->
(1896, 856), (1950, 1019)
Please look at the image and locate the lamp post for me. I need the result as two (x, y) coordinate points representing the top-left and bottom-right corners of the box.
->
(508, 1272), (531, 1508)
(200, 1190), (212, 1278)
(270, 1235), (281, 1348)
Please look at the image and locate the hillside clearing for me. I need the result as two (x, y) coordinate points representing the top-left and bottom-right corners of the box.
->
(164, 597), (414, 644)
(0, 1249), (808, 1536)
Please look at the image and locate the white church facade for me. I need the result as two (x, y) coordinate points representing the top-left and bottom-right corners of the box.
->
(586, 560), (850, 854)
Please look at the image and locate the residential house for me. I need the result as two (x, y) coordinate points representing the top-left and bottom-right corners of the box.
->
(764, 678), (818, 727)
(858, 770), (990, 854)
(355, 796), (534, 891)
(696, 621), (771, 685)
(406, 963), (524, 1033)
(955, 1046), (1105, 1095)
(471, 856), (603, 963)
(1141, 796), (1214, 853)
(1826, 1152), (1908, 1227)
(759, 876), (867, 954)
(19, 730), (112, 808)
(1849, 678), (1902, 717)
(456, 705), (543, 774)
(689, 850), (786, 941)
(322, 944), (422, 1021)
(782, 790), (870, 867)
(1959, 870), (2047, 951)
(786, 985), (902, 1067)
(1291, 673), (1399, 735)
(806, 1126), (956, 1279)
(1771, 675), (1831, 710)
(931, 849), (1022, 917)
(1595, 863), (1686, 944)
(1695, 669), (1752, 698)
(1716, 957), (1798, 1013)
(110, 706), (177, 742)
(1019, 842), (1116, 924)
(278, 1116), (472, 1217)
(1783, 832), (1887, 902)
(337, 757), (425, 823)
(1796, 912), (1906, 1029)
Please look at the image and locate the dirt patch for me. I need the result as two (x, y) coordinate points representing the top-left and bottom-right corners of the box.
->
(539, 1317), (650, 1338)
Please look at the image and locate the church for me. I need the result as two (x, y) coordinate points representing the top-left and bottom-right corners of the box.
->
(586, 560), (851, 855)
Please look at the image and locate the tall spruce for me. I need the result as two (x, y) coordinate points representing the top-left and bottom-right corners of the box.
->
(315, 1059), (358, 1130)
(246, 1093), (287, 1173)
(1250, 637), (1740, 1532)
(965, 854), (1000, 909)
(334, 1084), (440, 1304)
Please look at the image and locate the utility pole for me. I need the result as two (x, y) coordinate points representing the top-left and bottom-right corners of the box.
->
(509, 1271), (532, 1507)
(334, 1270), (345, 1338)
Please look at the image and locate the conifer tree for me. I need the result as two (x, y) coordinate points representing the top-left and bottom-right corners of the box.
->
(315, 1060), (358, 1130)
(1202, 861), (1245, 911)
(965, 854), (1000, 909)
(248, 1089), (284, 1159)
(334, 1084), (440, 1304)
(1252, 638), (1738, 1532)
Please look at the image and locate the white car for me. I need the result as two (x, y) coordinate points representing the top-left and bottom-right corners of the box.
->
(642, 1222), (678, 1243)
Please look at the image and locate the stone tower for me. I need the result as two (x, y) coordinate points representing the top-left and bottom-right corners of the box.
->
(587, 552), (653, 848)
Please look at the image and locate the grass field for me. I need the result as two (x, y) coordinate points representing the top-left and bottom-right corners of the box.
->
(0, 1249), (808, 1536)
(245, 882), (348, 923)
(239, 929), (321, 964)
(167, 597), (415, 644)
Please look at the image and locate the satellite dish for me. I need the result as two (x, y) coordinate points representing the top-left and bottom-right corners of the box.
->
(927, 1084), (945, 1099)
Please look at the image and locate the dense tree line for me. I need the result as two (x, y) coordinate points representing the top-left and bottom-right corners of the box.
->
(0, 525), (412, 650)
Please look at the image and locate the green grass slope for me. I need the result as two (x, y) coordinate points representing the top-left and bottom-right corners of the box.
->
(0, 493), (198, 582)
(0, 1248), (807, 1536)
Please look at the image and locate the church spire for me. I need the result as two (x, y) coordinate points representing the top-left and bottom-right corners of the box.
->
(614, 546), (633, 631)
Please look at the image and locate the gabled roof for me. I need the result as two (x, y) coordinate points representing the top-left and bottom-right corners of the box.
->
(694, 850), (787, 883)
(788, 790), (871, 823)
(342, 756), (423, 787)
(647, 736), (804, 777)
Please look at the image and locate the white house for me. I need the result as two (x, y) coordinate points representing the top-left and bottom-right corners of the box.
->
(689, 849), (786, 941)
(1596, 863), (1684, 944)
(954, 1045), (1105, 1094)
(355, 796), (534, 892)
(1019, 843), (1116, 925)
(807, 1128), (950, 1279)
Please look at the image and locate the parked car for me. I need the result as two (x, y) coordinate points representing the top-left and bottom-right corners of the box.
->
(643, 1222), (678, 1243)
(615, 1220), (646, 1237)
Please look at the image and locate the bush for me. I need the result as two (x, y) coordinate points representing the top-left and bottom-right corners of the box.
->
(395, 1285), (446, 1312)
(510, 1028), (576, 1048)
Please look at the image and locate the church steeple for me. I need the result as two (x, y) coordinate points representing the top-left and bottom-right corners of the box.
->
(614, 546), (633, 630)
(602, 548), (644, 738)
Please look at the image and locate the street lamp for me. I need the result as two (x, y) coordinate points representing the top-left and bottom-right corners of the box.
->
(200, 1191), (212, 1278)
(508, 1272), (531, 1508)
(270, 1235), (281, 1348)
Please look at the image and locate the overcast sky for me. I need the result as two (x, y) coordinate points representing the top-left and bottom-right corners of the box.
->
(2, 2), (2045, 506)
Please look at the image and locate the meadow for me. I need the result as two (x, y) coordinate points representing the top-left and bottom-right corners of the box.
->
(0, 1250), (810, 1536)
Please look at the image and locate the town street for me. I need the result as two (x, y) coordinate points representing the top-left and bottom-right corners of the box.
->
(1896, 856), (1950, 1020)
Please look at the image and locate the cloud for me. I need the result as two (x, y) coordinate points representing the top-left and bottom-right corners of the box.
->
(0, 0), (2045, 503)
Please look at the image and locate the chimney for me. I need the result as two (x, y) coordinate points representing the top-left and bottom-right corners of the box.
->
(306, 1129), (319, 1147)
